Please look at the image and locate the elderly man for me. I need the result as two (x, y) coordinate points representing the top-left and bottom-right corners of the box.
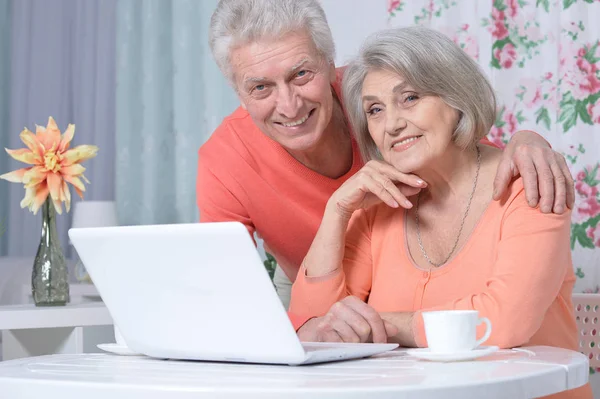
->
(197, 0), (574, 327)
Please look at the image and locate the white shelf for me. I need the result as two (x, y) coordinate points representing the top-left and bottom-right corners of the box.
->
(0, 302), (112, 330)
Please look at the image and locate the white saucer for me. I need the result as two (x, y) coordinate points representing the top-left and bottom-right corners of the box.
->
(406, 345), (499, 362)
(97, 343), (141, 356)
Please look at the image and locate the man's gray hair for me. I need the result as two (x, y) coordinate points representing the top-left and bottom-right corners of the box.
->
(209, 0), (336, 85)
(342, 26), (497, 162)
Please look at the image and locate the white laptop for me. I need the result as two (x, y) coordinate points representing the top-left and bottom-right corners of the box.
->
(68, 221), (398, 365)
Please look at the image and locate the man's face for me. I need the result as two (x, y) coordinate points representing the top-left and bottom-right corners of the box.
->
(230, 30), (336, 153)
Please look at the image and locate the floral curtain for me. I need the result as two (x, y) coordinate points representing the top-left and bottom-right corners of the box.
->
(387, 0), (600, 295)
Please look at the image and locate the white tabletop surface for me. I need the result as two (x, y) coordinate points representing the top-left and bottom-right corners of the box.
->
(0, 346), (588, 398)
(0, 302), (112, 330)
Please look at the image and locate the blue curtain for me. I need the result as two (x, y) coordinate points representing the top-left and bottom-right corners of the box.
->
(116, 0), (237, 225)
(0, 0), (117, 256)
(0, 0), (10, 255)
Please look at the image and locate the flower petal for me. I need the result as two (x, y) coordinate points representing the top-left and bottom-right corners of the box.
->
(61, 145), (99, 166)
(74, 186), (84, 199)
(20, 181), (50, 215)
(60, 164), (85, 177)
(0, 167), (30, 183)
(5, 148), (39, 165)
(20, 187), (36, 209)
(58, 124), (75, 153)
(19, 128), (44, 159)
(62, 180), (71, 213)
(62, 174), (86, 193)
(36, 117), (61, 151)
(32, 182), (50, 215)
(52, 197), (63, 215)
(46, 172), (62, 204)
(23, 166), (48, 188)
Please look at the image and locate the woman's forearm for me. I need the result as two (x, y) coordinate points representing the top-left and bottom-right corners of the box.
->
(381, 312), (418, 347)
(302, 201), (352, 277)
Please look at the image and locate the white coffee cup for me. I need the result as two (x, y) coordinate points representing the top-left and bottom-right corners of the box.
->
(114, 325), (127, 347)
(422, 310), (492, 353)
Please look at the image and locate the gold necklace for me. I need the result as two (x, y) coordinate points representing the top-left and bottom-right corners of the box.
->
(415, 146), (481, 267)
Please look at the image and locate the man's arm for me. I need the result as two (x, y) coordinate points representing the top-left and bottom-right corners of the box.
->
(196, 155), (254, 233)
(492, 130), (575, 214)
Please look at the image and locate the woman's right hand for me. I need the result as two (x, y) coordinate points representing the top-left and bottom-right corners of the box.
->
(328, 160), (426, 219)
(296, 296), (398, 344)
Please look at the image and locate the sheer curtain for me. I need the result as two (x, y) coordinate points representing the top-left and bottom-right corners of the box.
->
(115, 0), (237, 225)
(0, 0), (10, 255)
(0, 0), (117, 256)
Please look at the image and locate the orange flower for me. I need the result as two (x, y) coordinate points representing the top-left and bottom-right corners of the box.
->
(0, 117), (98, 215)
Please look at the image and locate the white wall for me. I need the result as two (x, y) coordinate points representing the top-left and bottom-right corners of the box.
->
(320, 0), (389, 66)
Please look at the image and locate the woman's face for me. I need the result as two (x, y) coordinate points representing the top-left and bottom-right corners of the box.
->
(361, 69), (461, 173)
(230, 30), (337, 153)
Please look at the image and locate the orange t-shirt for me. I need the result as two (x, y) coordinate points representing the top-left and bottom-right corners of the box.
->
(290, 178), (590, 398)
(196, 69), (362, 282)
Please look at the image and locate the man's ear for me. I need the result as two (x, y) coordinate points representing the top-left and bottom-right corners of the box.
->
(329, 62), (337, 84)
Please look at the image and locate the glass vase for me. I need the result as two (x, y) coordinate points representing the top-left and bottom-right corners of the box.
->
(32, 198), (70, 306)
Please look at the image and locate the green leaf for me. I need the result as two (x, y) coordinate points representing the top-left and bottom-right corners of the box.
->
(583, 42), (600, 64)
(536, 0), (550, 11)
(561, 91), (575, 106)
(584, 165), (600, 187)
(518, 0), (528, 7)
(588, 92), (600, 105)
(563, 0), (577, 9)
(576, 267), (586, 278)
(516, 110), (527, 124)
(494, 0), (507, 11)
(263, 252), (278, 280)
(495, 107), (506, 127)
(492, 37), (513, 51)
(583, 0), (594, 3)
(578, 21), (585, 31)
(578, 143), (586, 154)
(559, 108), (577, 132)
(571, 223), (595, 249)
(490, 57), (502, 69)
(559, 92), (578, 132)
(535, 107), (552, 130)
(577, 100), (594, 125)
(581, 213), (600, 230)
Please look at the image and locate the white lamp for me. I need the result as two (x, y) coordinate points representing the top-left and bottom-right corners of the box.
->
(71, 201), (118, 282)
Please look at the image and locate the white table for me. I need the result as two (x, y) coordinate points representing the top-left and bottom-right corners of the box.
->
(0, 303), (114, 361)
(0, 346), (588, 398)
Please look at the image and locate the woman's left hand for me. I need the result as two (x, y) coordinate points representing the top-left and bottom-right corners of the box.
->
(492, 130), (575, 214)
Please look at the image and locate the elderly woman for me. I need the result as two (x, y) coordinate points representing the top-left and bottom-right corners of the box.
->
(290, 28), (590, 398)
(200, 0), (575, 324)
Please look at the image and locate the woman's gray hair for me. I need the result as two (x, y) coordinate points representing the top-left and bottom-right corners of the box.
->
(209, 0), (336, 85)
(342, 26), (497, 162)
